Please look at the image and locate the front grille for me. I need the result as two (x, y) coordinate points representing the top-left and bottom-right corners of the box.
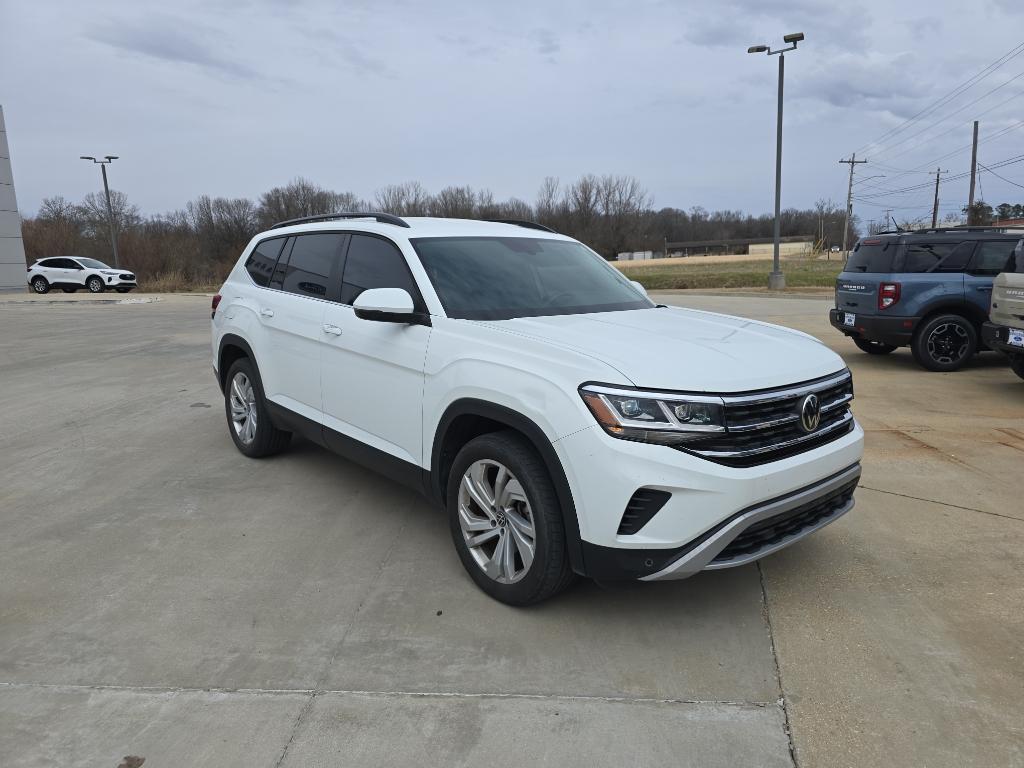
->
(617, 488), (672, 535)
(679, 371), (855, 468)
(712, 477), (858, 563)
(120, 273), (135, 280)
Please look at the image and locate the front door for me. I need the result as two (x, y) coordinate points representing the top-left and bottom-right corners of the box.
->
(320, 233), (432, 467)
(965, 240), (1018, 317)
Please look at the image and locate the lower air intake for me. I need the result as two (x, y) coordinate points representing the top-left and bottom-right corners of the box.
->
(617, 488), (672, 536)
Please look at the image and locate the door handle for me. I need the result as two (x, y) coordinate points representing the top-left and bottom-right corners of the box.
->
(322, 323), (343, 336)
(260, 308), (275, 318)
(974, 286), (992, 291)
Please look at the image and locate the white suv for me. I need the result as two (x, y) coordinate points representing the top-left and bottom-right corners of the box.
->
(27, 257), (137, 294)
(212, 213), (864, 605)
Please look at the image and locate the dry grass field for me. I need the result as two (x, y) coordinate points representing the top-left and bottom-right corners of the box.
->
(615, 254), (844, 290)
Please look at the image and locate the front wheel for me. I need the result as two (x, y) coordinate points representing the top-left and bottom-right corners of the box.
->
(1010, 354), (1024, 381)
(911, 314), (977, 372)
(223, 358), (291, 458)
(447, 431), (574, 606)
(87, 276), (105, 293)
(115, 287), (132, 293)
(61, 287), (78, 294)
(853, 337), (897, 355)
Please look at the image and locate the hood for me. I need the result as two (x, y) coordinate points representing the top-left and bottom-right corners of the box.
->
(483, 307), (844, 393)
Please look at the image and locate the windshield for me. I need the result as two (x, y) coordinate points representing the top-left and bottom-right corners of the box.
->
(845, 240), (896, 273)
(411, 236), (654, 320)
(76, 258), (110, 269)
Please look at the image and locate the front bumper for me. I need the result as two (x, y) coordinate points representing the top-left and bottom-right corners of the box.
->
(829, 308), (916, 346)
(555, 418), (864, 581)
(982, 322), (1024, 356)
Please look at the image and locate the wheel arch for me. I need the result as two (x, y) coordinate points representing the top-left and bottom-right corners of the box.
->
(217, 334), (260, 393)
(431, 399), (585, 575)
(915, 300), (988, 331)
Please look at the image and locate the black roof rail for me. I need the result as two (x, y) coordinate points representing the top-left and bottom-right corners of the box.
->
(485, 218), (557, 233)
(869, 225), (1024, 237)
(269, 211), (410, 230)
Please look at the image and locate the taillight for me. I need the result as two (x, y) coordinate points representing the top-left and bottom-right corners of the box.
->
(211, 294), (222, 319)
(878, 282), (900, 310)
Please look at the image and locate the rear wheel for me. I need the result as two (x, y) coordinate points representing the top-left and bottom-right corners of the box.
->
(87, 276), (105, 293)
(61, 287), (78, 294)
(223, 358), (291, 458)
(912, 314), (977, 372)
(1010, 354), (1024, 381)
(853, 337), (897, 355)
(447, 431), (574, 606)
(116, 287), (132, 293)
(31, 277), (49, 294)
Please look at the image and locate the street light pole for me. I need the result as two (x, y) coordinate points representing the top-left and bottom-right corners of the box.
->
(80, 155), (120, 268)
(748, 33), (804, 291)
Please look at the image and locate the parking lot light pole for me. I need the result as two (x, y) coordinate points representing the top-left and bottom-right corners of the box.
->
(748, 33), (804, 291)
(80, 155), (120, 268)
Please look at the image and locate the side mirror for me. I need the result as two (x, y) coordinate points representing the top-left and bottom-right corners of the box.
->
(630, 280), (648, 297)
(353, 287), (427, 325)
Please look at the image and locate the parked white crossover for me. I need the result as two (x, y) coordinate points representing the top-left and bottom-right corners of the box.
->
(212, 213), (864, 604)
(27, 256), (137, 294)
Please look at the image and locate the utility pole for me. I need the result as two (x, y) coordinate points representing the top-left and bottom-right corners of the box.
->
(967, 120), (979, 224)
(930, 167), (948, 228)
(839, 154), (867, 254)
(80, 155), (121, 268)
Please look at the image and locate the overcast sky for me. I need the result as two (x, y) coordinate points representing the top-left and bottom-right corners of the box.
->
(3, 0), (1023, 225)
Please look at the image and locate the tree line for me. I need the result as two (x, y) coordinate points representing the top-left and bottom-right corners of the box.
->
(20, 175), (858, 287)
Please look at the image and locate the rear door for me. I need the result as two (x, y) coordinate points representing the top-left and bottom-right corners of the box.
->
(898, 239), (974, 314)
(257, 233), (347, 420)
(836, 239), (898, 315)
(965, 239), (1018, 317)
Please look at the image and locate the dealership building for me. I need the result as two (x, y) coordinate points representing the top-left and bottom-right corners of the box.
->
(0, 106), (27, 291)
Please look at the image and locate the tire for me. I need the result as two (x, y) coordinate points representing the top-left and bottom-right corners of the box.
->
(31, 277), (49, 294)
(1010, 354), (1024, 381)
(61, 287), (78, 294)
(447, 430), (574, 606)
(87, 276), (105, 293)
(223, 358), (291, 458)
(116, 288), (131, 293)
(853, 337), (897, 355)
(911, 314), (977, 372)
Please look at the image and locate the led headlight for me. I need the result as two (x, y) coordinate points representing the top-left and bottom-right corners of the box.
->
(580, 384), (726, 445)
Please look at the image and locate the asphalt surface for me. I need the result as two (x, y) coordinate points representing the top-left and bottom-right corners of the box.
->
(0, 292), (1021, 767)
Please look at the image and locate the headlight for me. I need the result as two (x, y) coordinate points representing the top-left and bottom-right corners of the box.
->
(580, 384), (726, 445)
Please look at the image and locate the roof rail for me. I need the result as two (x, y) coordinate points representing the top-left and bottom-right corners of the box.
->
(485, 218), (557, 233)
(269, 211), (410, 230)
(869, 225), (1024, 237)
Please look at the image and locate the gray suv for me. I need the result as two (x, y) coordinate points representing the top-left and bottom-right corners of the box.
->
(829, 227), (1023, 371)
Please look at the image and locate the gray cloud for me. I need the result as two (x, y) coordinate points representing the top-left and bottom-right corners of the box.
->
(88, 17), (258, 79)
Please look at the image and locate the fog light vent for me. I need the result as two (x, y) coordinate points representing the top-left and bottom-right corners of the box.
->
(617, 488), (672, 536)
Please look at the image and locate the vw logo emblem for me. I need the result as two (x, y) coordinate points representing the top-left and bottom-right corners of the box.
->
(799, 393), (821, 433)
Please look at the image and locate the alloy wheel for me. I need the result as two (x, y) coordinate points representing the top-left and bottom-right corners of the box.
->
(229, 372), (258, 444)
(457, 459), (536, 584)
(88, 278), (103, 293)
(926, 322), (969, 365)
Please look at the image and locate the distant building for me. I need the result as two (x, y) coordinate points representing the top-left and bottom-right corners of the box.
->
(616, 250), (656, 261)
(0, 106), (27, 291)
(665, 235), (815, 257)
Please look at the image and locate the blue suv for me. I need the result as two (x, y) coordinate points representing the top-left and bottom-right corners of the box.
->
(829, 227), (1023, 371)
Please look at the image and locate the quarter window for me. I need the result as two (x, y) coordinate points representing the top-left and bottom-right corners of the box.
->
(245, 238), (286, 287)
(340, 234), (421, 307)
(933, 241), (975, 273)
(970, 241), (1018, 276)
(280, 234), (345, 298)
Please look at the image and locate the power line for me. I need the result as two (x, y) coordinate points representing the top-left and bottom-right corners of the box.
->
(853, 41), (1024, 155)
(869, 70), (1024, 160)
(854, 152), (1024, 199)
(977, 161), (1024, 190)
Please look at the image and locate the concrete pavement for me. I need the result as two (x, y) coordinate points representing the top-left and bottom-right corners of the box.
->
(0, 292), (1021, 767)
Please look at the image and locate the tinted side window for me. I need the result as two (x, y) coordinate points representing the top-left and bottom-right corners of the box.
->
(245, 238), (286, 287)
(902, 242), (957, 273)
(970, 241), (1017, 276)
(281, 234), (345, 298)
(340, 235), (420, 306)
(934, 241), (975, 273)
(269, 238), (294, 289)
